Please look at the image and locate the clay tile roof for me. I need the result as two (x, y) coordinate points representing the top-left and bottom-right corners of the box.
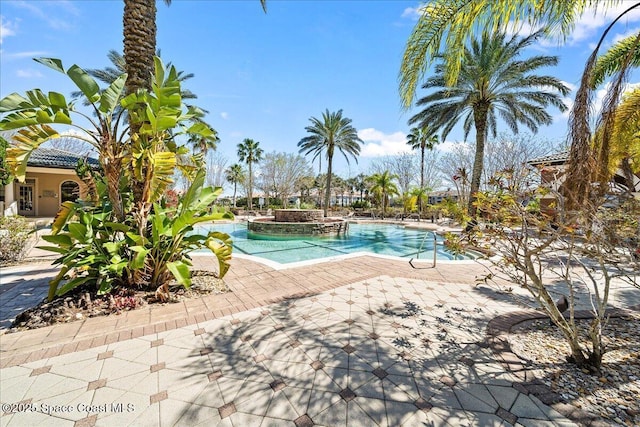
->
(527, 151), (569, 166)
(28, 147), (100, 170)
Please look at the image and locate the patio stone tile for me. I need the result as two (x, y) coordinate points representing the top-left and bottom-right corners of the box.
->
(188, 383), (227, 409)
(108, 371), (159, 396)
(386, 399), (422, 426)
(352, 377), (385, 401)
(232, 386), (272, 417)
(264, 390), (299, 420)
(4, 408), (72, 426)
(293, 414), (314, 427)
(510, 393), (552, 420)
(159, 399), (219, 427)
(218, 401), (236, 419)
(353, 396), (387, 426)
(49, 358), (105, 382)
(312, 399), (348, 426)
(282, 386), (313, 417)
(21, 372), (82, 402)
(427, 387), (463, 410)
(306, 389), (343, 417)
(453, 386), (498, 413)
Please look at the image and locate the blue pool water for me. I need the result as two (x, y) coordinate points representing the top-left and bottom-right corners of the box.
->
(197, 222), (474, 265)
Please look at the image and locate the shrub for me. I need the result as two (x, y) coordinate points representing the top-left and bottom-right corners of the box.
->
(350, 200), (370, 209)
(0, 215), (33, 263)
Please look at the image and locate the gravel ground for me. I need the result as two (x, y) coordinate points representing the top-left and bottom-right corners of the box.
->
(509, 316), (640, 426)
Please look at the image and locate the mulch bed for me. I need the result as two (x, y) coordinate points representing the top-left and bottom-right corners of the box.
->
(7, 270), (229, 332)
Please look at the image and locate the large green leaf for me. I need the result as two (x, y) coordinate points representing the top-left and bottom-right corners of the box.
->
(0, 93), (33, 113)
(6, 125), (60, 181)
(48, 265), (69, 301)
(34, 57), (65, 74)
(51, 201), (76, 234)
(167, 260), (191, 287)
(68, 223), (88, 242)
(55, 275), (92, 298)
(67, 65), (100, 104)
(179, 168), (205, 215)
(205, 232), (233, 279)
(148, 151), (177, 203)
(41, 234), (73, 248)
(129, 246), (150, 270)
(48, 92), (67, 109)
(35, 245), (70, 255)
(99, 74), (126, 114)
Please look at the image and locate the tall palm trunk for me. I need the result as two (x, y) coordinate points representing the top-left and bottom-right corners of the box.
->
(123, 0), (157, 95)
(232, 183), (237, 208)
(248, 162), (253, 210)
(324, 152), (333, 217)
(419, 144), (425, 213)
(123, 0), (158, 286)
(469, 105), (489, 217)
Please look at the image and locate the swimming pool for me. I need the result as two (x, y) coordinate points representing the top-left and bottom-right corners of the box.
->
(196, 222), (474, 265)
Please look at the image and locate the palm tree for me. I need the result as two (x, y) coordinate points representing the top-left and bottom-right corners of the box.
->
(406, 125), (438, 214)
(588, 31), (640, 193)
(225, 164), (245, 208)
(399, 0), (640, 209)
(355, 173), (367, 202)
(368, 171), (399, 218)
(398, 0), (611, 107)
(237, 139), (263, 210)
(590, 31), (640, 88)
(298, 109), (363, 216)
(409, 30), (569, 216)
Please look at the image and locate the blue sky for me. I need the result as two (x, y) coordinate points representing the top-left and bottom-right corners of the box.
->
(1, 0), (639, 180)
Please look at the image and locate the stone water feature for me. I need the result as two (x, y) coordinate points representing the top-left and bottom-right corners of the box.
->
(247, 209), (348, 237)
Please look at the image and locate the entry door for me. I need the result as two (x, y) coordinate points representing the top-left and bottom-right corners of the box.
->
(18, 183), (35, 216)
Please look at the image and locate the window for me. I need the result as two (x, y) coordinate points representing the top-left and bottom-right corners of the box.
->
(60, 181), (80, 203)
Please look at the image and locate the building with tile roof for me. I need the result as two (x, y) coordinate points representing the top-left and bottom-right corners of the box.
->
(1, 147), (98, 217)
(527, 151), (640, 215)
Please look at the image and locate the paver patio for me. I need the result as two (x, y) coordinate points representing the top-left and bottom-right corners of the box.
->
(1, 246), (638, 426)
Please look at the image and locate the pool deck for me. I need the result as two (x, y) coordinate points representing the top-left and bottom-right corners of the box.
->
(1, 224), (638, 426)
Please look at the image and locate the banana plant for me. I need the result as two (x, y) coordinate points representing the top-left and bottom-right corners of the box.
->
(0, 57), (218, 223)
(42, 169), (233, 301)
(1, 57), (231, 298)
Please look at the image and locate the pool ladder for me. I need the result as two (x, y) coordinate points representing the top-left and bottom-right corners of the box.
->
(409, 231), (438, 269)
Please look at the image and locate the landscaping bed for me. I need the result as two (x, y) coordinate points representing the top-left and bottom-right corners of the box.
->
(7, 270), (229, 332)
(509, 316), (640, 426)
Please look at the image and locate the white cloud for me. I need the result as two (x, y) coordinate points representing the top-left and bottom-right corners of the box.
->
(401, 6), (422, 21)
(435, 140), (470, 154)
(503, 5), (640, 49)
(230, 131), (243, 138)
(0, 16), (16, 44)
(13, 1), (74, 31)
(593, 81), (640, 116)
(16, 69), (43, 78)
(220, 112), (229, 120)
(560, 80), (578, 93)
(555, 97), (575, 120)
(358, 128), (410, 157)
(612, 27), (640, 44)
(565, 4), (640, 46)
(2, 50), (48, 59)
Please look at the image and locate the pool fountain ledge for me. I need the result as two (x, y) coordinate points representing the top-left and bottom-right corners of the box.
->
(247, 209), (348, 237)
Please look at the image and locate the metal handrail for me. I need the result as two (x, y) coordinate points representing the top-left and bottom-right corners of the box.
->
(409, 231), (438, 269)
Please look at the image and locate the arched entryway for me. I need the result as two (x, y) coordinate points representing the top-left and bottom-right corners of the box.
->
(60, 180), (80, 203)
